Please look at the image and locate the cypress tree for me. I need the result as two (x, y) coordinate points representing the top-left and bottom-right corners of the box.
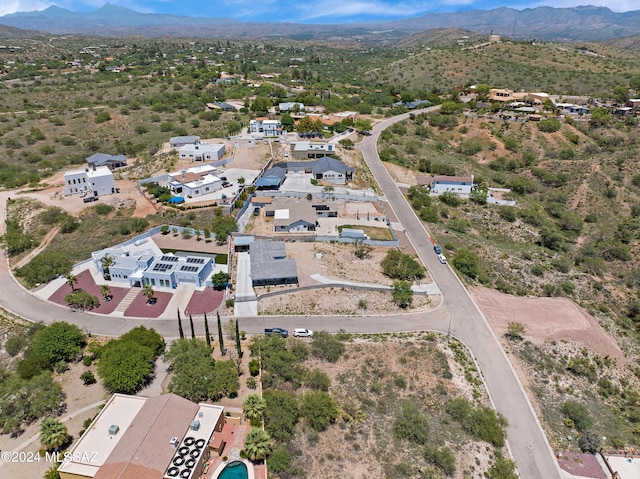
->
(204, 312), (211, 348)
(189, 314), (195, 340)
(235, 319), (241, 357)
(177, 309), (184, 339)
(217, 311), (224, 354)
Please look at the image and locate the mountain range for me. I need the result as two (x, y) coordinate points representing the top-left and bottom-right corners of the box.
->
(1, 3), (640, 42)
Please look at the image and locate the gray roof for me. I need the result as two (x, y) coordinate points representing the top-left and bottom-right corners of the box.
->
(312, 156), (354, 175)
(170, 135), (200, 144)
(263, 166), (286, 180)
(234, 236), (255, 246)
(271, 201), (316, 228)
(86, 153), (127, 167)
(250, 240), (297, 283)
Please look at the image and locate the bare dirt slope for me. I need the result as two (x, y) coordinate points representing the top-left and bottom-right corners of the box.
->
(471, 285), (625, 364)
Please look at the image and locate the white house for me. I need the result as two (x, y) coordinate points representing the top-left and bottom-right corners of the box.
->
(168, 164), (223, 198)
(179, 143), (225, 162)
(291, 141), (335, 159)
(249, 117), (283, 136)
(63, 165), (116, 198)
(429, 175), (474, 196)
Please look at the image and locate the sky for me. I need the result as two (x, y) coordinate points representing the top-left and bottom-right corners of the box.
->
(0, 0), (637, 23)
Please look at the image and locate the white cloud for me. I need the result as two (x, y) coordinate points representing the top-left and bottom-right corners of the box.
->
(0, 1), (52, 16)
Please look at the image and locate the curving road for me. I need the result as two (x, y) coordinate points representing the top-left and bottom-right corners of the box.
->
(0, 109), (562, 478)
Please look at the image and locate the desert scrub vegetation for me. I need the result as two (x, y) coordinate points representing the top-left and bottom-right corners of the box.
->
(505, 335), (640, 451)
(250, 332), (514, 478)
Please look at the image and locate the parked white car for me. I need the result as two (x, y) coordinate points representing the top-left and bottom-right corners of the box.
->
(437, 254), (447, 264)
(293, 328), (313, 337)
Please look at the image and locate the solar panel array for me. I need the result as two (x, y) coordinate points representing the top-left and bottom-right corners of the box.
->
(180, 265), (200, 272)
(160, 255), (179, 262)
(186, 257), (205, 264)
(153, 263), (175, 272)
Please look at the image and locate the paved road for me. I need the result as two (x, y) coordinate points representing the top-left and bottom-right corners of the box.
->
(356, 108), (561, 479)
(0, 110), (562, 478)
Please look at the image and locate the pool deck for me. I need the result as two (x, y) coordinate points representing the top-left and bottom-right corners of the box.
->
(203, 422), (266, 479)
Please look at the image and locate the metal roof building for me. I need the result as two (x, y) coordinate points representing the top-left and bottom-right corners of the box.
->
(249, 240), (298, 287)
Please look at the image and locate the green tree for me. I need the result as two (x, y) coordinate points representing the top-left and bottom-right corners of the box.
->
(300, 391), (338, 431)
(267, 447), (291, 474)
(211, 216), (238, 243)
(209, 360), (239, 399)
(64, 290), (99, 310)
(310, 331), (344, 363)
(32, 322), (85, 366)
(65, 273), (77, 291)
(120, 326), (165, 356)
(211, 271), (230, 290)
(15, 251), (73, 288)
(100, 284), (111, 301)
(243, 394), (266, 422)
(17, 352), (51, 379)
(488, 452), (518, 479)
(235, 319), (241, 357)
(217, 311), (225, 353)
(165, 339), (215, 402)
(244, 427), (272, 461)
(142, 283), (154, 302)
(177, 309), (184, 339)
(452, 249), (481, 279)
(204, 313), (211, 348)
(43, 465), (61, 479)
(40, 417), (68, 451)
(391, 280), (413, 308)
(381, 249), (425, 280)
(355, 118), (372, 131)
(189, 314), (195, 340)
(97, 340), (154, 394)
(251, 96), (271, 115)
(80, 370), (96, 385)
(280, 113), (295, 131)
(264, 389), (299, 442)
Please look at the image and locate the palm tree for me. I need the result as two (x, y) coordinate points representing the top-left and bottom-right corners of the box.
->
(242, 394), (266, 422)
(101, 284), (111, 301)
(100, 254), (114, 279)
(143, 283), (154, 303)
(65, 273), (78, 291)
(243, 427), (271, 461)
(40, 417), (68, 451)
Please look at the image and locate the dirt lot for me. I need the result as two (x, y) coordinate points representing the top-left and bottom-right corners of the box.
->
(471, 285), (625, 364)
(253, 241), (438, 315)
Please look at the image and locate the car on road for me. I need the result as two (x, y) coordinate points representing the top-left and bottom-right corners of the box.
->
(293, 328), (313, 337)
(437, 254), (447, 264)
(265, 327), (288, 338)
(433, 245), (442, 255)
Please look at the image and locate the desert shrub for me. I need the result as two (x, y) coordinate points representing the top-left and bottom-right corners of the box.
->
(538, 118), (561, 133)
(249, 359), (260, 376)
(561, 401), (593, 432)
(4, 335), (28, 356)
(267, 447), (291, 473)
(498, 206), (517, 222)
(310, 331), (344, 363)
(300, 391), (338, 432)
(80, 371), (96, 385)
(381, 249), (425, 280)
(394, 401), (430, 445)
(452, 249), (481, 279)
(423, 444), (455, 476)
(305, 369), (331, 391)
(264, 389), (299, 442)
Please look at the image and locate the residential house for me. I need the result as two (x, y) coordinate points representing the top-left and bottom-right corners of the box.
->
(311, 156), (354, 184)
(58, 393), (225, 479)
(249, 118), (282, 136)
(249, 240), (298, 286)
(92, 248), (213, 288)
(179, 143), (225, 162)
(86, 152), (127, 170)
(63, 165), (116, 198)
(265, 201), (317, 233)
(628, 99), (640, 111)
(168, 165), (223, 198)
(279, 102), (304, 112)
(212, 101), (236, 111)
(255, 166), (286, 190)
(290, 141), (335, 159)
(429, 175), (475, 196)
(169, 136), (201, 148)
(554, 103), (589, 115)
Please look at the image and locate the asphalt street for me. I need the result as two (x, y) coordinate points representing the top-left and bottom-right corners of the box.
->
(0, 109), (563, 478)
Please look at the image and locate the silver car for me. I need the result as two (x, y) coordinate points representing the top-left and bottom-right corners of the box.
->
(293, 328), (313, 337)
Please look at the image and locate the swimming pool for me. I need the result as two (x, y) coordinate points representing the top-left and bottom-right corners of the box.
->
(217, 460), (248, 479)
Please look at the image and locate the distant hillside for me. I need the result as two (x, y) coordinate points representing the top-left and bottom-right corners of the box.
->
(602, 35), (640, 52)
(0, 24), (44, 39)
(1, 4), (640, 42)
(391, 28), (486, 50)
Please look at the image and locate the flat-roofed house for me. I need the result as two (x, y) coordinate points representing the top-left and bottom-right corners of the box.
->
(429, 175), (475, 196)
(291, 141), (335, 159)
(249, 118), (282, 136)
(168, 165), (223, 198)
(179, 143), (225, 162)
(63, 165), (116, 198)
(265, 201), (317, 233)
(58, 393), (225, 479)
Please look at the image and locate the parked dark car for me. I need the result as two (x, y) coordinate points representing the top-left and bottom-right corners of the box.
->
(265, 327), (289, 338)
(83, 196), (98, 203)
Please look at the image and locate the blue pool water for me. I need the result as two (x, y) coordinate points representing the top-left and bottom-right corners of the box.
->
(218, 461), (248, 479)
